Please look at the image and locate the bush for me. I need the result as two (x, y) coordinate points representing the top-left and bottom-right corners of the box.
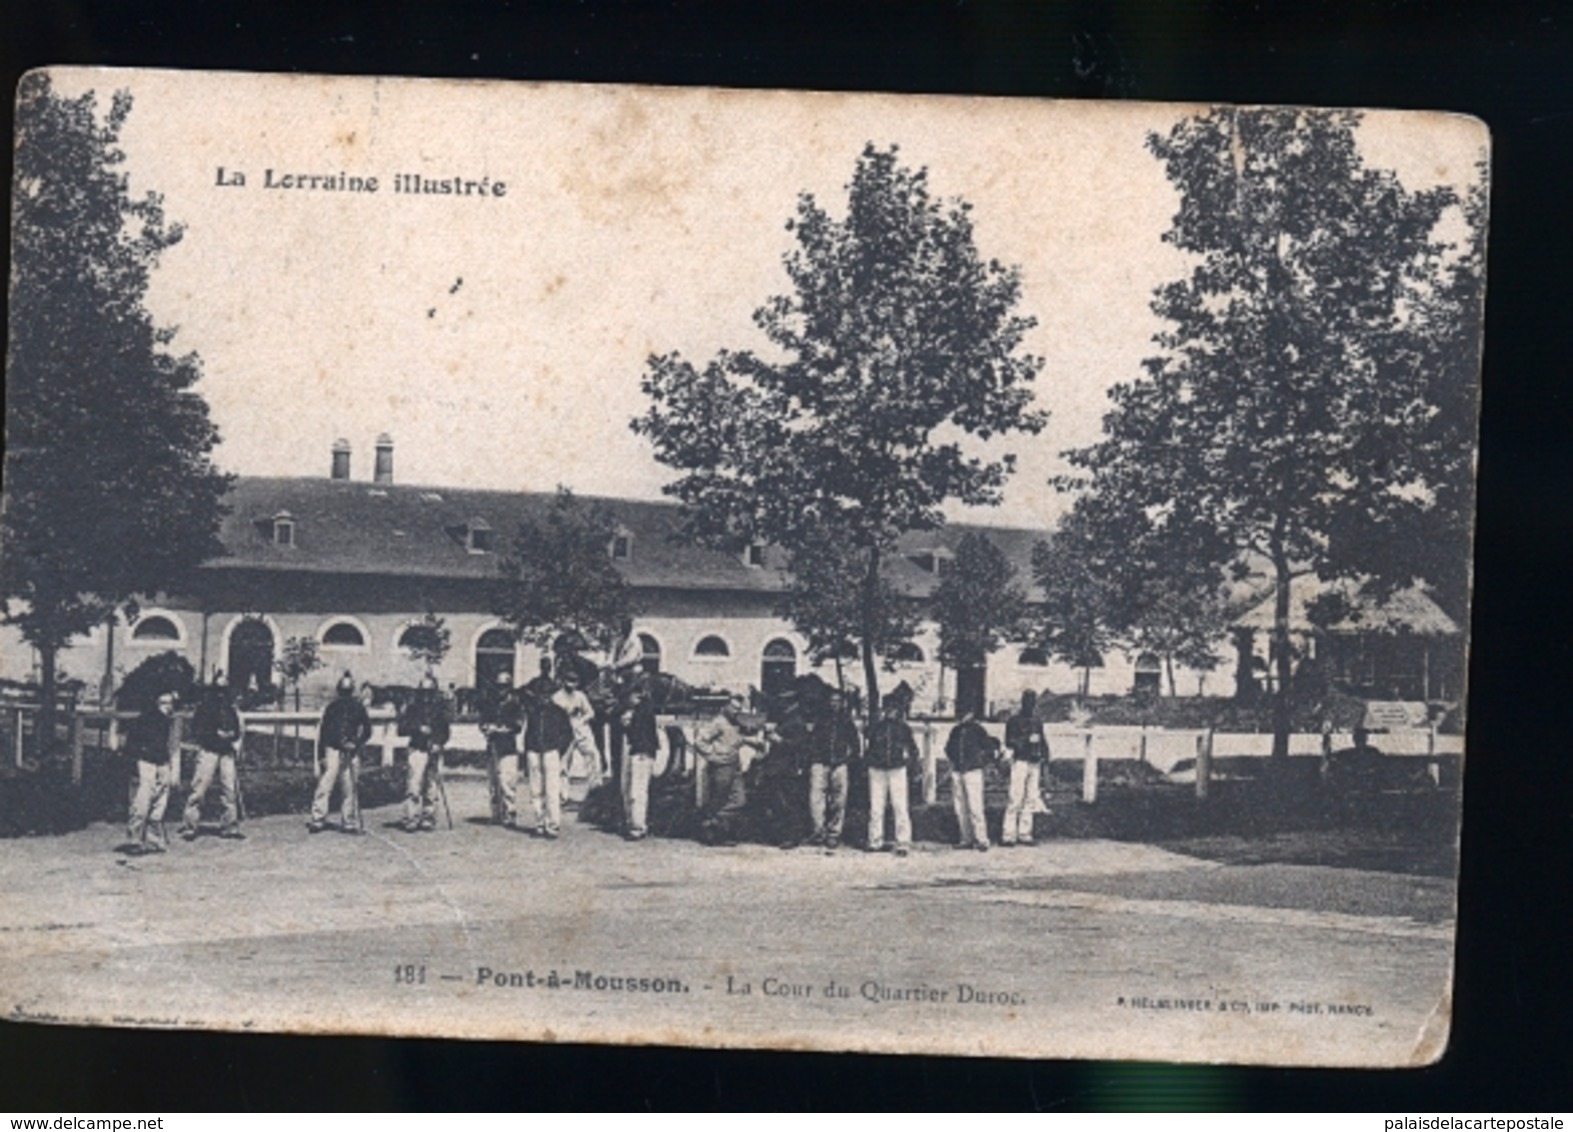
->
(116, 652), (196, 714)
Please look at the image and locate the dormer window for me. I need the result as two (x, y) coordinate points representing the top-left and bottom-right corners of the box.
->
(742, 542), (766, 568)
(466, 518), (494, 554)
(610, 528), (633, 562)
(271, 511), (295, 548)
(909, 549), (952, 576)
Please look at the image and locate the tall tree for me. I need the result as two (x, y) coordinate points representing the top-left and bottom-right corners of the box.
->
(1062, 107), (1478, 758)
(931, 532), (1028, 689)
(493, 487), (633, 655)
(633, 144), (1046, 719)
(4, 74), (232, 751)
(776, 520), (920, 695)
(1030, 519), (1120, 700)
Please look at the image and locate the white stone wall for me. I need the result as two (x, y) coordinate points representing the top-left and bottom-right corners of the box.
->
(0, 597), (1235, 711)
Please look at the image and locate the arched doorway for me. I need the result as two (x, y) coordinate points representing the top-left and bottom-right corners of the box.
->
(638, 633), (662, 676)
(761, 638), (798, 697)
(227, 617), (276, 698)
(474, 627), (517, 687)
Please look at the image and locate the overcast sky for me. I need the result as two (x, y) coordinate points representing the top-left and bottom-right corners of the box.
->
(41, 68), (1485, 531)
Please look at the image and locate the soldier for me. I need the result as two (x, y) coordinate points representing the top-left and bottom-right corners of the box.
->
(754, 696), (811, 849)
(123, 690), (178, 855)
(692, 694), (766, 847)
(309, 672), (372, 834)
(806, 689), (861, 853)
(479, 669), (524, 828)
(524, 663), (574, 839)
(1001, 690), (1050, 847)
(864, 699), (919, 856)
(179, 674), (245, 841)
(945, 710), (998, 851)
(555, 666), (601, 788)
(619, 679), (659, 840)
(398, 674), (451, 832)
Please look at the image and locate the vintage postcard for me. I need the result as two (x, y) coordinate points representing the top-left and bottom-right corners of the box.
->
(1, 67), (1485, 1065)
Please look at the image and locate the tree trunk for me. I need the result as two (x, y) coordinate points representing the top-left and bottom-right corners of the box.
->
(1270, 546), (1294, 762)
(38, 643), (60, 762)
(860, 546), (883, 725)
(1165, 655), (1177, 698)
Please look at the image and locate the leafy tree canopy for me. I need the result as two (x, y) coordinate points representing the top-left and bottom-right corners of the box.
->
(932, 532), (1028, 671)
(493, 487), (634, 654)
(776, 520), (920, 677)
(632, 144), (1046, 715)
(401, 609), (452, 674)
(5, 74), (232, 743)
(1061, 107), (1482, 752)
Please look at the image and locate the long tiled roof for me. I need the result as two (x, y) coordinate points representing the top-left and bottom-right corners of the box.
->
(209, 476), (1049, 597)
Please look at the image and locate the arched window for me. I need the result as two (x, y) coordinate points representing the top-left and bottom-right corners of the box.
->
(131, 614), (182, 643)
(693, 635), (731, 659)
(761, 638), (797, 695)
(474, 627), (516, 687)
(638, 633), (662, 675)
(1017, 647), (1050, 668)
(320, 620), (367, 648)
(892, 642), (925, 665)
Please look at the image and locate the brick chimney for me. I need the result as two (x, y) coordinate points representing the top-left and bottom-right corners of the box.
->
(330, 438), (352, 480)
(374, 433), (394, 484)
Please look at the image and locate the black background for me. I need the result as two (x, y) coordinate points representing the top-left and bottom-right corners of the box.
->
(1, 0), (1569, 1112)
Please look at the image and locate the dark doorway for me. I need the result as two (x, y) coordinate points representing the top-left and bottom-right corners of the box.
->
(227, 617), (275, 697)
(474, 628), (516, 687)
(955, 665), (986, 719)
(761, 638), (798, 697)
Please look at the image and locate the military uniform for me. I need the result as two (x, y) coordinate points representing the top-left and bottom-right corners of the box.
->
(180, 688), (244, 840)
(311, 686), (372, 833)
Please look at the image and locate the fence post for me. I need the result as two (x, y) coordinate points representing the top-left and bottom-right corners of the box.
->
(378, 718), (395, 768)
(1139, 726), (1148, 765)
(1428, 724), (1440, 786)
(921, 723), (937, 805)
(69, 708), (85, 787)
(1195, 727), (1213, 800)
(1081, 730), (1097, 804)
(13, 707), (26, 767)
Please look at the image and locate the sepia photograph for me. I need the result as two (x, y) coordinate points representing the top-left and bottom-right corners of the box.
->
(2, 65), (1486, 1069)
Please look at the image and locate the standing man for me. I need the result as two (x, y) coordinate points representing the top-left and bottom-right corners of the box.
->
(1002, 690), (1050, 847)
(806, 690), (861, 853)
(755, 696), (811, 849)
(945, 710), (997, 851)
(310, 672), (372, 835)
(179, 675), (245, 841)
(123, 689), (178, 855)
(480, 669), (524, 828)
(864, 699), (919, 856)
(556, 667), (600, 789)
(399, 674), (451, 833)
(523, 660), (572, 838)
(692, 694), (764, 846)
(619, 679), (660, 840)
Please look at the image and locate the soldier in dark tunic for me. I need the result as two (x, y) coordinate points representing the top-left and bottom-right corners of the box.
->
(310, 673), (373, 834)
(399, 674), (451, 832)
(124, 691), (177, 854)
(479, 670), (524, 827)
(179, 675), (245, 841)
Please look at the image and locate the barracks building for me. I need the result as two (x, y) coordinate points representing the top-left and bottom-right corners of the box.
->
(1, 437), (1459, 714)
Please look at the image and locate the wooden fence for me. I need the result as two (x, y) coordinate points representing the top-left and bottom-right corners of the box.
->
(6, 699), (1459, 805)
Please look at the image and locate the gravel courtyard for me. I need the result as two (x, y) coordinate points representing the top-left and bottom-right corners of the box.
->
(0, 774), (1456, 1066)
